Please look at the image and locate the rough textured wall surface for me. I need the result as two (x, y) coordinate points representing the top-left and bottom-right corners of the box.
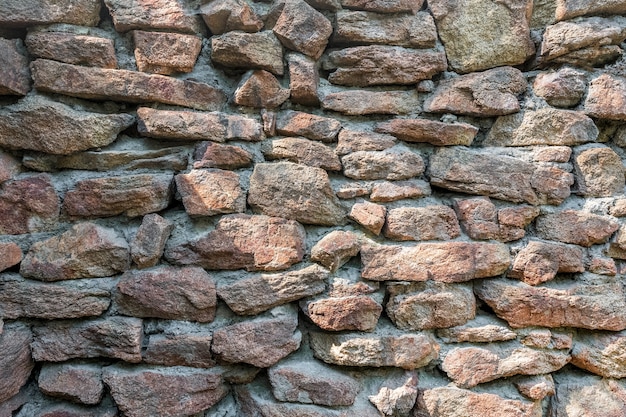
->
(2, 0), (626, 416)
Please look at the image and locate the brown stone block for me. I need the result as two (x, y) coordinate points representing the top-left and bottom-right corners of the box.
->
(0, 0), (101, 27)
(104, 0), (204, 33)
(211, 31), (284, 75)
(0, 38), (30, 96)
(273, 0), (333, 59)
(0, 174), (59, 235)
(132, 31), (201, 75)
(383, 206), (460, 241)
(26, 32), (117, 68)
(376, 118), (478, 146)
(175, 169), (246, 217)
(0, 324), (34, 403)
(39, 363), (103, 405)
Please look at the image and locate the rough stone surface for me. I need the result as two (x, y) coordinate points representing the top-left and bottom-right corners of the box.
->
(20, 222), (130, 281)
(536, 210), (619, 247)
(311, 230), (360, 271)
(515, 375), (555, 400)
(549, 374), (626, 417)
(263, 137), (341, 171)
(509, 240), (585, 285)
(361, 242), (510, 283)
(38, 363), (103, 405)
(340, 0), (422, 12)
(429, 0), (535, 73)
(175, 169), (245, 217)
(193, 142), (253, 170)
(476, 279), (626, 330)
(0, 243), (22, 272)
(103, 365), (227, 417)
(234, 70), (290, 108)
(211, 31), (284, 75)
(273, 0), (333, 59)
(349, 201), (386, 235)
(31, 59), (226, 111)
(533, 67), (587, 107)
(437, 315), (517, 343)
(370, 180), (431, 202)
(0, 174), (59, 235)
(383, 206), (461, 241)
(0, 150), (21, 183)
(424, 67), (527, 117)
(130, 213), (173, 269)
(143, 333), (214, 368)
(336, 129), (396, 155)
(571, 331), (626, 378)
(275, 110), (342, 142)
(342, 149), (424, 180)
(0, 38), (31, 96)
(369, 375), (418, 417)
(200, 0), (263, 34)
(304, 295), (383, 331)
(0, 95), (134, 155)
(165, 214), (306, 271)
(63, 173), (173, 218)
(0, 0), (101, 27)
(287, 53), (319, 106)
(555, 0), (626, 20)
(132, 31), (201, 75)
(248, 162), (346, 225)
(115, 266), (216, 322)
(585, 73), (626, 120)
(31, 317), (143, 362)
(375, 119), (478, 146)
(453, 197), (499, 240)
(103, 0), (203, 33)
(574, 146), (625, 197)
(321, 90), (419, 116)
(0, 324), (34, 403)
(26, 32), (117, 69)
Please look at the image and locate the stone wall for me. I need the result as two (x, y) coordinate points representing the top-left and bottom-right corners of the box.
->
(1, 0), (626, 416)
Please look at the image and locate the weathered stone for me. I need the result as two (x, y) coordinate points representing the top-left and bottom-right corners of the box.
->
(310, 325), (439, 369)
(39, 363), (103, 405)
(334, 11), (436, 48)
(31, 316), (143, 362)
(0, 243), (21, 272)
(20, 222), (129, 281)
(311, 231), (360, 271)
(211, 31), (284, 75)
(369, 374), (418, 417)
(485, 108), (598, 146)
(103, 0), (203, 33)
(0, 151), (20, 183)
(322, 90), (419, 116)
(336, 130), (396, 155)
(0, 324), (33, 403)
(361, 242), (510, 283)
(521, 329), (573, 350)
(165, 214), (306, 271)
(509, 240), (585, 285)
(571, 331), (626, 378)
(556, 0), (626, 20)
(269, 357), (359, 406)
(430, 0), (535, 73)
(336, 182), (372, 199)
(574, 146), (625, 197)
(234, 70), (290, 108)
(276, 110), (342, 142)
(436, 315), (517, 343)
(248, 162), (346, 226)
(132, 31), (201, 75)
(383, 206), (460, 242)
(131, 213), (173, 269)
(304, 295), (382, 331)
(137, 107), (263, 142)
(115, 266), (216, 322)
(26, 32), (117, 69)
(0, 274), (111, 319)
(0, 38), (30, 96)
(589, 256), (617, 276)
(193, 142), (253, 170)
(515, 375), (555, 401)
(540, 17), (626, 65)
(0, 95), (134, 155)
(536, 210), (619, 247)
(453, 197), (499, 240)
(424, 67), (527, 117)
(533, 146), (573, 163)
(340, 0), (422, 12)
(498, 205), (540, 241)
(36, 404), (118, 417)
(548, 45), (623, 68)
(287, 53), (319, 106)
(476, 279), (626, 330)
(429, 147), (573, 205)
(0, 384), (31, 417)
(370, 180), (431, 202)
(103, 365), (227, 417)
(323, 46), (447, 86)
(200, 0), (263, 34)
(375, 119), (478, 146)
(586, 73), (626, 120)
(533, 67), (587, 107)
(263, 137), (341, 171)
(63, 173), (173, 218)
(0, 0), (101, 27)
(442, 345), (570, 388)
(175, 169), (245, 217)
(419, 387), (541, 417)
(32, 59), (226, 111)
(342, 149), (424, 181)
(212, 306), (301, 367)
(273, 0), (333, 59)
(550, 373), (626, 417)
(387, 281), (475, 330)
(143, 333), (214, 368)
(350, 201), (386, 235)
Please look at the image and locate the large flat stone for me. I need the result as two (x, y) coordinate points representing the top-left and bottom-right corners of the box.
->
(263, 137), (341, 171)
(572, 331), (626, 378)
(556, 0), (626, 20)
(143, 333), (214, 368)
(342, 149), (424, 180)
(383, 206), (461, 241)
(321, 90), (419, 115)
(103, 0), (204, 33)
(550, 374), (626, 417)
(132, 31), (201, 75)
(39, 363), (103, 405)
(0, 0), (101, 27)
(304, 295), (383, 331)
(26, 31), (117, 69)
(536, 210), (619, 247)
(375, 118), (478, 146)
(175, 169), (246, 217)
(275, 110), (342, 142)
(211, 31), (284, 75)
(509, 240), (585, 285)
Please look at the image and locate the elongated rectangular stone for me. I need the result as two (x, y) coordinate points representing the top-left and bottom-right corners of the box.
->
(0, 0), (101, 27)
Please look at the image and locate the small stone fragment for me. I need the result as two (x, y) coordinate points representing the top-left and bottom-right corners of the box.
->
(0, 174), (59, 235)
(536, 210), (619, 247)
(0, 38), (30, 95)
(436, 315), (517, 343)
(0, 324), (33, 403)
(132, 30), (201, 75)
(218, 264), (328, 315)
(533, 67), (587, 107)
(31, 316), (143, 362)
(200, 0), (263, 34)
(0, 0), (101, 27)
(26, 32), (117, 69)
(166, 214), (305, 271)
(211, 31), (284, 75)
(276, 110), (342, 142)
(424, 67), (527, 117)
(20, 222), (130, 281)
(103, 0), (204, 33)
(287, 53), (319, 106)
(0, 242), (22, 271)
(368, 374), (418, 417)
(103, 365), (227, 417)
(322, 90), (419, 115)
(383, 206), (461, 241)
(115, 266), (216, 322)
(311, 230), (360, 271)
(175, 169), (245, 217)
(509, 240), (585, 285)
(336, 129), (397, 155)
(453, 197), (499, 240)
(336, 182), (372, 199)
(263, 137), (341, 171)
(0, 150), (20, 183)
(304, 295), (383, 331)
(349, 201), (386, 235)
(585, 73), (626, 120)
(497, 206), (540, 242)
(342, 149), (424, 180)
(370, 180), (431, 202)
(131, 213), (173, 269)
(273, 0), (333, 59)
(387, 281), (475, 330)
(63, 173), (173, 218)
(571, 331), (626, 378)
(589, 257), (617, 276)
(143, 333), (214, 368)
(212, 306), (301, 367)
(234, 70), (290, 108)
(515, 375), (555, 401)
(193, 142), (253, 170)
(574, 146), (625, 197)
(39, 363), (103, 405)
(375, 119), (478, 146)
(248, 162), (346, 226)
